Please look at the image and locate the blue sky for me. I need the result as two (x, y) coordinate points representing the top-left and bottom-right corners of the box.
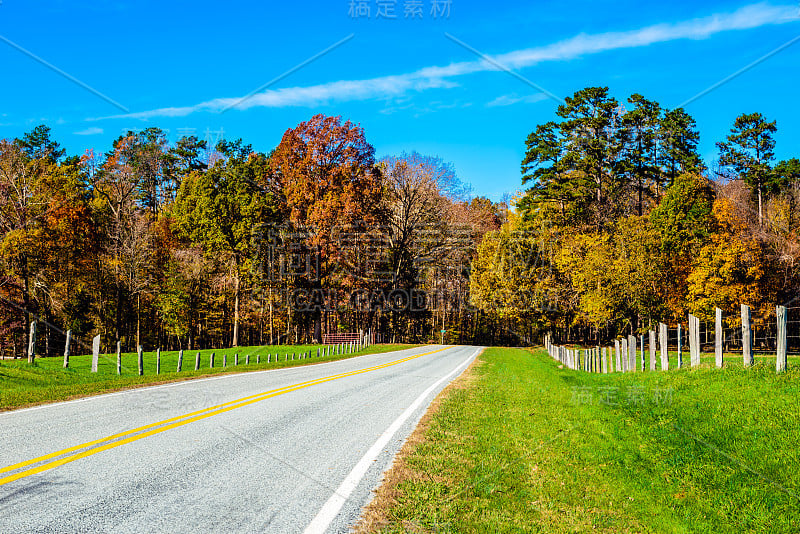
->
(0, 0), (799, 200)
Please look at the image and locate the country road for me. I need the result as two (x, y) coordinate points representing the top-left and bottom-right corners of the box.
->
(0, 345), (481, 533)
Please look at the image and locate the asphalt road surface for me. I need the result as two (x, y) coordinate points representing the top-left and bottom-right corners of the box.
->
(0, 344), (481, 533)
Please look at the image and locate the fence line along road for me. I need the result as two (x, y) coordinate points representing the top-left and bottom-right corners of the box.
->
(25, 329), (375, 378)
(545, 304), (791, 374)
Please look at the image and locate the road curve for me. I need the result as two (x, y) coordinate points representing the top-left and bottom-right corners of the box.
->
(0, 344), (481, 533)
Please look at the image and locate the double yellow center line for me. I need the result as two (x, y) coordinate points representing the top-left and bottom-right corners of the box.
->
(0, 346), (448, 487)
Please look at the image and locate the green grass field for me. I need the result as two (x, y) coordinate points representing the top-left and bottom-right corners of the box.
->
(377, 347), (800, 533)
(0, 343), (418, 411)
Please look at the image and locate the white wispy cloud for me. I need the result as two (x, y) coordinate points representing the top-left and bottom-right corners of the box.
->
(74, 126), (104, 135)
(487, 93), (550, 107)
(90, 2), (799, 121)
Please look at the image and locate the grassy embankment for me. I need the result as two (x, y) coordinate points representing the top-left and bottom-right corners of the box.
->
(0, 343), (419, 411)
(362, 347), (800, 533)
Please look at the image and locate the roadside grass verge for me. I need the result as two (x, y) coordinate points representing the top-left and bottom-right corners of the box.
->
(0, 343), (419, 411)
(368, 347), (800, 533)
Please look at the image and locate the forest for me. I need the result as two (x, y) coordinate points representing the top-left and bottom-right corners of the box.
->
(472, 86), (800, 347)
(0, 114), (501, 356)
(1, 86), (798, 357)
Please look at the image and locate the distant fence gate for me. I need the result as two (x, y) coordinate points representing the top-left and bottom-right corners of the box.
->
(323, 332), (362, 344)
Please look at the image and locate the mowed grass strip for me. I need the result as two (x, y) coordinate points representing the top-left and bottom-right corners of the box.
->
(0, 343), (418, 411)
(368, 347), (800, 533)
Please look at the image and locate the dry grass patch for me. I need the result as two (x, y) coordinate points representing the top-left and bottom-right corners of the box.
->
(352, 354), (485, 533)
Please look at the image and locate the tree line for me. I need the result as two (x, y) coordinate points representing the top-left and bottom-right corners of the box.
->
(0, 116), (503, 357)
(470, 86), (800, 346)
(4, 87), (798, 356)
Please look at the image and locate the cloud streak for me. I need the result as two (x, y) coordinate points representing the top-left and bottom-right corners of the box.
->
(90, 2), (799, 121)
(74, 126), (103, 135)
(487, 93), (550, 107)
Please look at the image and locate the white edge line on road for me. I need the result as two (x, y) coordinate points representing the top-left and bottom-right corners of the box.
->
(0, 345), (449, 418)
(303, 346), (483, 534)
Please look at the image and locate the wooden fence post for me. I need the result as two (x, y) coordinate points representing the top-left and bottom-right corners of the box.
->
(223, 354), (227, 367)
(195, 351), (200, 371)
(177, 349), (184, 372)
(677, 323), (683, 368)
(209, 352), (215, 368)
(622, 338), (628, 371)
(91, 334), (100, 373)
(246, 354), (250, 365)
(715, 308), (723, 368)
(742, 304), (753, 367)
(156, 348), (161, 375)
(235, 353), (239, 366)
(659, 323), (668, 371)
(137, 346), (144, 376)
(688, 314), (700, 367)
(777, 305), (787, 373)
(27, 321), (37, 364)
(694, 315), (701, 366)
(649, 330), (656, 371)
(63, 329), (71, 368)
(615, 340), (621, 372)
(639, 334), (645, 371)
(116, 341), (122, 375)
(628, 335), (636, 372)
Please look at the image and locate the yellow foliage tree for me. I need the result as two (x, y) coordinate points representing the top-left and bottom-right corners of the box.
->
(687, 197), (773, 324)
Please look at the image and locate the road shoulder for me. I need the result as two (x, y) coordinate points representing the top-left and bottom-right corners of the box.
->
(352, 351), (484, 533)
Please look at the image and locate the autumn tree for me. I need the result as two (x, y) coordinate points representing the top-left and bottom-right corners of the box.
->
(687, 197), (776, 321)
(93, 134), (148, 345)
(470, 212), (558, 345)
(271, 114), (383, 341)
(0, 138), (53, 353)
